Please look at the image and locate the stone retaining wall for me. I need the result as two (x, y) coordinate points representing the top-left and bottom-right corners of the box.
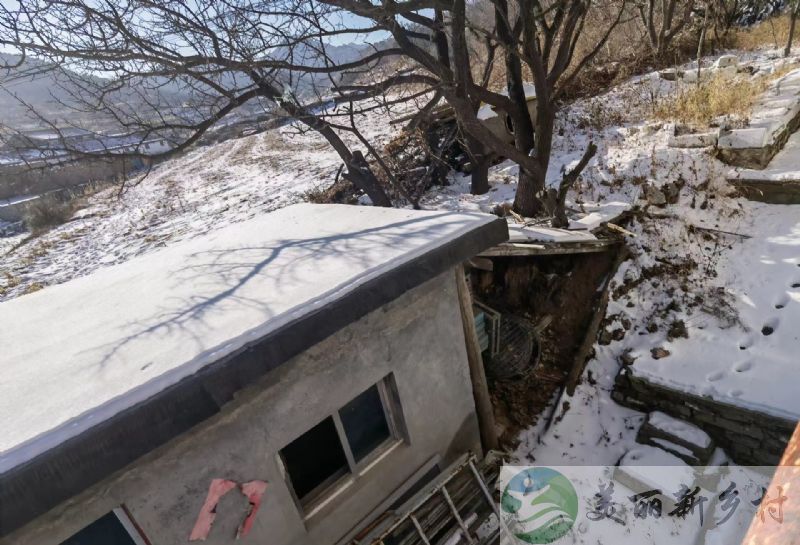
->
(729, 178), (800, 204)
(717, 68), (800, 169)
(717, 108), (800, 169)
(612, 369), (796, 465)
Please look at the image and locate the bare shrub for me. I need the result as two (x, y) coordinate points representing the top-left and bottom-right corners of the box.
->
(578, 99), (627, 129)
(304, 179), (360, 205)
(22, 196), (77, 233)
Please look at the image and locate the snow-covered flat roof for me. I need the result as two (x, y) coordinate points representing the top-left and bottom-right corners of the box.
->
(0, 204), (506, 476)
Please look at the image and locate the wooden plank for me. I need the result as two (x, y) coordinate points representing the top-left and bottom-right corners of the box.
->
(455, 266), (499, 453)
(565, 244), (630, 396)
(478, 239), (619, 257)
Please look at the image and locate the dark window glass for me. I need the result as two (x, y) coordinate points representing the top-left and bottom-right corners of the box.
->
(339, 384), (391, 461)
(60, 512), (137, 545)
(280, 416), (348, 501)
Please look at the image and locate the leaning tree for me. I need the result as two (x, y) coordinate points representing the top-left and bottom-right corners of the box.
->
(0, 0), (443, 207)
(322, 0), (628, 223)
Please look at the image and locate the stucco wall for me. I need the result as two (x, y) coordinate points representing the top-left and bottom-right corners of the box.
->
(3, 270), (481, 545)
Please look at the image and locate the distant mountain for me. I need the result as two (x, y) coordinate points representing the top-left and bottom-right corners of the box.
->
(0, 52), (192, 130)
(0, 39), (396, 130)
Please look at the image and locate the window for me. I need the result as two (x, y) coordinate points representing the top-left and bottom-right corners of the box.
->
(279, 375), (405, 511)
(60, 508), (148, 545)
(339, 384), (392, 462)
(281, 417), (349, 501)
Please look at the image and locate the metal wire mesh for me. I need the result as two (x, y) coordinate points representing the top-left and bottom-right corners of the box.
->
(486, 316), (539, 380)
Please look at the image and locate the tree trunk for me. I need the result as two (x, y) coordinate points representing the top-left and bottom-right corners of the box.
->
(696, 3), (709, 83)
(787, 4), (798, 58)
(552, 142), (597, 228)
(250, 76), (394, 208)
(343, 151), (393, 207)
(513, 168), (544, 216)
(471, 157), (490, 195)
(466, 136), (490, 195)
(513, 101), (553, 217)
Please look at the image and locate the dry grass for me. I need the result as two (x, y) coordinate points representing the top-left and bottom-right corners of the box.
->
(734, 13), (794, 51)
(22, 195), (78, 234)
(22, 282), (44, 295)
(653, 73), (768, 126)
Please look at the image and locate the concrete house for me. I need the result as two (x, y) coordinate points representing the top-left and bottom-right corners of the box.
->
(476, 83), (538, 146)
(0, 204), (508, 544)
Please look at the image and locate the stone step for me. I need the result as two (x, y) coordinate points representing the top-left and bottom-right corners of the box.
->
(613, 445), (694, 513)
(728, 175), (800, 204)
(636, 411), (715, 466)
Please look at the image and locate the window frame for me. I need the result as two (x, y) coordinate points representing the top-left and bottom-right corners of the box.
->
(60, 506), (150, 545)
(112, 507), (151, 545)
(278, 374), (406, 516)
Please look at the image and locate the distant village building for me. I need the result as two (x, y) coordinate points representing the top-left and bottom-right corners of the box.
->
(3, 127), (96, 150)
(0, 128), (174, 214)
(1, 127), (171, 164)
(0, 204), (508, 545)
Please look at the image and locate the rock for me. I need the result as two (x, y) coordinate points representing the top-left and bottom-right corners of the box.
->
(667, 319), (689, 340)
(640, 123), (662, 136)
(620, 350), (637, 366)
(660, 68), (684, 81)
(713, 54), (739, 70)
(668, 131), (719, 148)
(645, 185), (667, 207)
(662, 181), (682, 204)
(651, 347), (671, 359)
(636, 411), (715, 465)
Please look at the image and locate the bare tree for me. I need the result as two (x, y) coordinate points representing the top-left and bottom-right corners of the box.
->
(0, 0), (441, 207)
(787, 0), (800, 57)
(324, 0), (627, 222)
(636, 0), (695, 58)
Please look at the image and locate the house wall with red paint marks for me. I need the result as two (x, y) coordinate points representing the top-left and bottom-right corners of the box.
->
(3, 271), (481, 545)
